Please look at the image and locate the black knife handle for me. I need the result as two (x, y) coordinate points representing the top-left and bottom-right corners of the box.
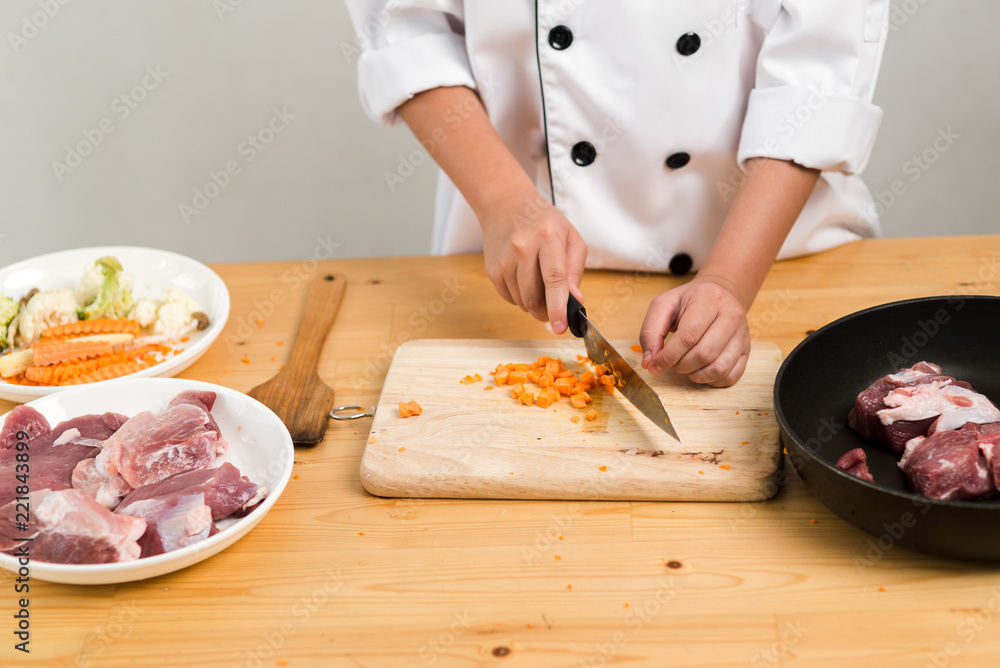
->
(567, 294), (587, 338)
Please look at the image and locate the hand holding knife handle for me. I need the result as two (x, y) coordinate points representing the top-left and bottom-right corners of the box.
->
(567, 294), (587, 338)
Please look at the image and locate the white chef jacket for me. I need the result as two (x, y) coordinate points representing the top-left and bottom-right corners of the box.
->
(346, 0), (890, 274)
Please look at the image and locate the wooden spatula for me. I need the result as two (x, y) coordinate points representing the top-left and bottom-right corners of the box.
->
(248, 270), (346, 446)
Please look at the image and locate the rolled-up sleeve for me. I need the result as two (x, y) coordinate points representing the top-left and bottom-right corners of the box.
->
(344, 1), (476, 126)
(737, 0), (890, 174)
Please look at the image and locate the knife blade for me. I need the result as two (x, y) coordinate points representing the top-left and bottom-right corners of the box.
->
(566, 294), (680, 442)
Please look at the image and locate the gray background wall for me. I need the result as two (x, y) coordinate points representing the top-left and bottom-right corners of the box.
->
(0, 0), (996, 266)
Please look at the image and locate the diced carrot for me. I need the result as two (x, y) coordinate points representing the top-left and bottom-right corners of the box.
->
(536, 392), (554, 409)
(513, 363), (529, 371)
(504, 363), (516, 371)
(484, 385), (494, 391)
(494, 368), (510, 385)
(630, 344), (642, 352)
(594, 364), (609, 377)
(598, 465), (607, 472)
(40, 318), (141, 340)
(600, 374), (615, 387)
(519, 391), (535, 406)
(544, 362), (560, 376)
(399, 401), (422, 417)
(32, 339), (114, 367)
(570, 415), (580, 423)
(540, 372), (554, 388)
(571, 394), (588, 409)
(554, 377), (575, 395)
(528, 370), (542, 384)
(511, 383), (525, 399)
(603, 383), (615, 395)
(586, 409), (597, 421)
(508, 370), (528, 385)
(579, 371), (595, 386)
(557, 370), (575, 379)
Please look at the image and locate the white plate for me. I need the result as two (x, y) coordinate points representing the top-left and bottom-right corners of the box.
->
(0, 378), (293, 585)
(0, 246), (230, 403)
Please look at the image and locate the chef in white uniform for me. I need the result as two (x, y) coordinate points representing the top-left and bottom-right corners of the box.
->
(346, 0), (890, 386)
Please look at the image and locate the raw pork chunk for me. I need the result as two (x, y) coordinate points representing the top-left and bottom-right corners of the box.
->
(835, 448), (875, 482)
(169, 391), (228, 453)
(116, 492), (213, 558)
(0, 405), (50, 449)
(117, 462), (267, 521)
(847, 362), (978, 452)
(96, 393), (226, 488)
(899, 425), (997, 501)
(0, 489), (145, 563)
(0, 412), (130, 507)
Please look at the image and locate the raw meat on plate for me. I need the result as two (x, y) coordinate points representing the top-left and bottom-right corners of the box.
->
(116, 462), (267, 521)
(96, 399), (227, 488)
(0, 489), (145, 564)
(117, 492), (213, 558)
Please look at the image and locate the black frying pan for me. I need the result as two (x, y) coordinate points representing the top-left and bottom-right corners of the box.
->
(774, 295), (1000, 561)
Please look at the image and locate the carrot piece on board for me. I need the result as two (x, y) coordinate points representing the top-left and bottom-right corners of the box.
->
(536, 392), (554, 409)
(557, 370), (575, 379)
(594, 364), (609, 377)
(508, 370), (528, 385)
(571, 394), (588, 409)
(578, 371), (595, 386)
(494, 368), (510, 385)
(528, 370), (542, 384)
(519, 391), (535, 406)
(484, 385), (494, 391)
(570, 415), (580, 423)
(504, 363), (516, 371)
(630, 344), (642, 353)
(586, 409), (597, 421)
(511, 383), (525, 399)
(603, 383), (615, 395)
(554, 377), (575, 395)
(399, 401), (423, 418)
(539, 372), (554, 388)
(32, 339), (114, 367)
(513, 363), (529, 371)
(544, 361), (561, 377)
(459, 373), (482, 385)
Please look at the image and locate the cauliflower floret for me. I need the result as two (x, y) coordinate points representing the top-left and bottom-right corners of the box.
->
(77, 261), (134, 306)
(161, 286), (201, 313)
(127, 296), (161, 328)
(16, 289), (79, 345)
(154, 302), (195, 335)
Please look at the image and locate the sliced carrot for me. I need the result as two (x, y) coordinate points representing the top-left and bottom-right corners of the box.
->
(459, 373), (483, 385)
(40, 318), (141, 340)
(63, 360), (152, 385)
(32, 339), (114, 367)
(399, 401), (422, 418)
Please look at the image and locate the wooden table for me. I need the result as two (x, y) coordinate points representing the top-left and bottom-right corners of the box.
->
(4, 236), (1000, 667)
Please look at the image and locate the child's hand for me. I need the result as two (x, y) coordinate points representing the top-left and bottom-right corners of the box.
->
(480, 191), (587, 334)
(638, 276), (751, 387)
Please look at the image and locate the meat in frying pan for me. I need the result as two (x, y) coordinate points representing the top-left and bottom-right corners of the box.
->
(898, 425), (997, 501)
(835, 448), (874, 482)
(847, 362), (977, 452)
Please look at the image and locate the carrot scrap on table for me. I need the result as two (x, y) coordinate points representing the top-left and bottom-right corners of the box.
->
(741, 440), (749, 445)
(240, 355), (250, 364)
(484, 385), (494, 391)
(460, 373), (483, 384)
(398, 447), (405, 452)
(585, 409), (597, 421)
(719, 464), (731, 470)
(630, 344), (642, 352)
(810, 518), (818, 524)
(598, 465), (607, 472)
(399, 401), (422, 418)
(368, 436), (377, 444)
(570, 415), (580, 423)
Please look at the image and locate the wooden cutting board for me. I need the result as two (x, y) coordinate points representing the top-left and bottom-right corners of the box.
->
(360, 339), (783, 501)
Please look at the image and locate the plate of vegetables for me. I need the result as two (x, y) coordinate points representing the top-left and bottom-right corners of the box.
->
(0, 247), (229, 402)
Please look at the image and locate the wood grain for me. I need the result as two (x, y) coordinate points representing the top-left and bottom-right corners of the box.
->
(247, 268), (345, 444)
(2, 237), (1000, 668)
(362, 339), (782, 501)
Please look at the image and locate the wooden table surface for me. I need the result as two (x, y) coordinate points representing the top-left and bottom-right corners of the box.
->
(4, 236), (1000, 668)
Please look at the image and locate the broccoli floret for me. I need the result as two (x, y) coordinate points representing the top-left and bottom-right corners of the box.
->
(0, 295), (18, 350)
(77, 256), (135, 320)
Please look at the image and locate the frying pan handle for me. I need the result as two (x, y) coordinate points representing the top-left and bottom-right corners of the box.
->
(567, 294), (587, 338)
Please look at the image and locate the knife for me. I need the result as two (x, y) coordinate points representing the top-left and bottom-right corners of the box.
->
(566, 294), (680, 442)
